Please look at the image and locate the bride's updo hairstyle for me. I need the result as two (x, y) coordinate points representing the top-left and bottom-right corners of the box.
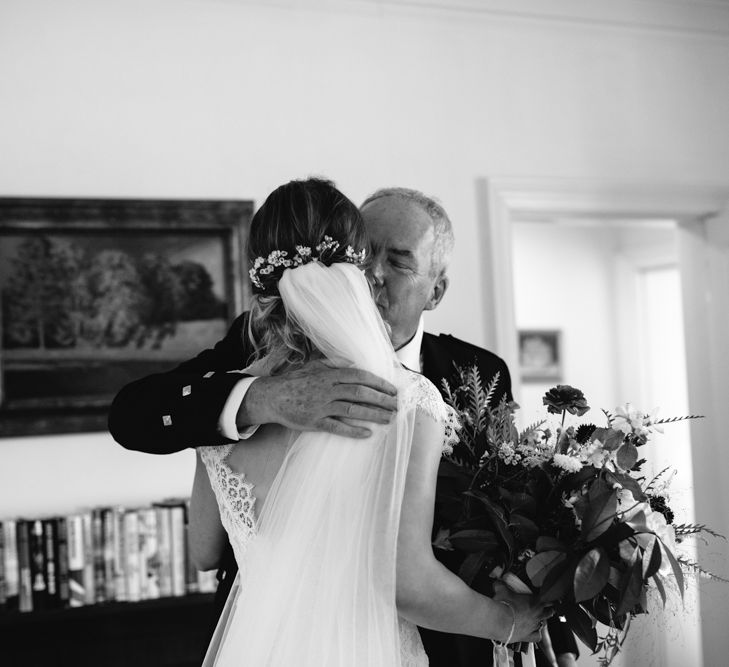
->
(246, 178), (369, 371)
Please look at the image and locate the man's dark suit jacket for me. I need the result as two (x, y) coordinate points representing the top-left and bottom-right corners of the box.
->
(108, 313), (577, 666)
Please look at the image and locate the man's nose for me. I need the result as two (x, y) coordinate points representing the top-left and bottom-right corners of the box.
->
(368, 256), (385, 287)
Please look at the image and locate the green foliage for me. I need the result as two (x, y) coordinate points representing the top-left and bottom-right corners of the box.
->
(433, 362), (723, 666)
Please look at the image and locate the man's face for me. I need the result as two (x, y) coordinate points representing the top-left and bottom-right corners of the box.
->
(361, 196), (447, 350)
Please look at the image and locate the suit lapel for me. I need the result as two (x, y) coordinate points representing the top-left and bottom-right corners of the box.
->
(420, 332), (454, 394)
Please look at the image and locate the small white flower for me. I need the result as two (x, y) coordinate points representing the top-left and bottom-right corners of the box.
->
(295, 245), (312, 257)
(552, 453), (583, 473)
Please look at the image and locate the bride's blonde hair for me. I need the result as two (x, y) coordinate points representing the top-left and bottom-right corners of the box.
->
(246, 178), (369, 373)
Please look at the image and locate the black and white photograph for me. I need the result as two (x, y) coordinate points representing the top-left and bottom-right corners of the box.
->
(1, 2), (728, 667)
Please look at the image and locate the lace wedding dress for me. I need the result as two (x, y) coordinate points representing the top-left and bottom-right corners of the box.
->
(198, 262), (458, 667)
(200, 372), (456, 666)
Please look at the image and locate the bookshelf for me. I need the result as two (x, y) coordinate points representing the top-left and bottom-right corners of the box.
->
(0, 593), (216, 667)
(1, 499), (221, 666)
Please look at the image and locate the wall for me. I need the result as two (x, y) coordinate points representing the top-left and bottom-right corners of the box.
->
(1, 0), (728, 520)
(511, 221), (620, 427)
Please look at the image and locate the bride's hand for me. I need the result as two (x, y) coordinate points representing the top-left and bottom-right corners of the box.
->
(492, 581), (553, 644)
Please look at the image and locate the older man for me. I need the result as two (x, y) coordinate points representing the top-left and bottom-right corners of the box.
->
(108, 187), (577, 666)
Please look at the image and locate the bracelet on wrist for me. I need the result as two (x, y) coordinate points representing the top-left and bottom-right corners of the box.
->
(494, 600), (516, 646)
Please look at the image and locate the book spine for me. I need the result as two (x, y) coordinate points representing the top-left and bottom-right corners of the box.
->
(56, 517), (70, 608)
(169, 506), (186, 597)
(155, 506), (172, 598)
(102, 508), (116, 602)
(29, 519), (47, 611)
(16, 520), (33, 612)
(2, 520), (19, 611)
(183, 499), (198, 595)
(81, 512), (96, 605)
(41, 518), (59, 609)
(122, 511), (141, 603)
(137, 508), (160, 600)
(66, 515), (86, 607)
(91, 508), (106, 603)
(112, 507), (126, 602)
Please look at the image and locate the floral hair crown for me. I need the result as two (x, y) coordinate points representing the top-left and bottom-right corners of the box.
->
(249, 235), (367, 292)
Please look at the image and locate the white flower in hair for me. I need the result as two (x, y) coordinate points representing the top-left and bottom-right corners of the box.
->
(249, 236), (366, 291)
(315, 235), (340, 254)
(345, 246), (367, 264)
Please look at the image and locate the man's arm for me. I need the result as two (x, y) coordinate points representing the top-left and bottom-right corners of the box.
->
(108, 315), (399, 455)
(108, 314), (252, 454)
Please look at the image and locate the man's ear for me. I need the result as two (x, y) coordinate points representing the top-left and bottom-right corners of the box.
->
(424, 273), (449, 311)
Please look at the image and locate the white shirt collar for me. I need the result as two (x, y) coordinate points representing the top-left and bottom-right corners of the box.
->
(395, 317), (424, 372)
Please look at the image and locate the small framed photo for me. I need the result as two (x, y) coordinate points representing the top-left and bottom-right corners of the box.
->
(518, 329), (562, 383)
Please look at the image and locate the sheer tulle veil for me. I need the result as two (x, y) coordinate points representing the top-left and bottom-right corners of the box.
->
(203, 262), (416, 666)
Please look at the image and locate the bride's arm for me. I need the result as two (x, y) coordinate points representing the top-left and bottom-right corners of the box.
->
(396, 410), (549, 644)
(189, 451), (228, 571)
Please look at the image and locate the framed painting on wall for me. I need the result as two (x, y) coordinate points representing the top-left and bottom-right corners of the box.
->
(0, 197), (253, 437)
(518, 329), (562, 383)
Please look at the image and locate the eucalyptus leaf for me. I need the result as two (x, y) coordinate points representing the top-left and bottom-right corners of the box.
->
(464, 490), (516, 556)
(591, 427), (625, 452)
(660, 539), (685, 600)
(616, 559), (643, 617)
(616, 442), (639, 471)
(574, 547), (610, 602)
(449, 529), (501, 553)
(642, 536), (663, 579)
(526, 550), (567, 587)
(653, 573), (667, 606)
(563, 604), (598, 651)
(539, 560), (574, 603)
(582, 482), (618, 542)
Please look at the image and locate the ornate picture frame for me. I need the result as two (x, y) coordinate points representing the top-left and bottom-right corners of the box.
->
(0, 197), (253, 437)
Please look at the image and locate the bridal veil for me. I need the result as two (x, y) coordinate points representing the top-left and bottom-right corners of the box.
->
(204, 262), (416, 666)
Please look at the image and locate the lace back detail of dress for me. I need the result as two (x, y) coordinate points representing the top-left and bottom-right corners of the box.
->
(199, 443), (257, 565)
(402, 371), (461, 454)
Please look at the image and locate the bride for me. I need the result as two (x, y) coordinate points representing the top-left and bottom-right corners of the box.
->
(190, 178), (551, 666)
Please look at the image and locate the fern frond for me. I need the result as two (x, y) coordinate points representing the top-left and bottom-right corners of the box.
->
(674, 523), (726, 541)
(602, 408), (613, 424)
(677, 557), (729, 584)
(644, 466), (672, 494)
(519, 419), (547, 442)
(652, 415), (704, 424)
(483, 371), (501, 410)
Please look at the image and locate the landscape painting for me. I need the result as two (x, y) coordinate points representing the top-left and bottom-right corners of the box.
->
(0, 198), (252, 436)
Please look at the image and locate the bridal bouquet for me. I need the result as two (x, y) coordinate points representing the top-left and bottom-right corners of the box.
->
(433, 365), (726, 665)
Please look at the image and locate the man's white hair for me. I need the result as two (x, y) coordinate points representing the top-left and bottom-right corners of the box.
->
(361, 187), (455, 277)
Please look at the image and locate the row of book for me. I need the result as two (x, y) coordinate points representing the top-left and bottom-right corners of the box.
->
(0, 498), (218, 614)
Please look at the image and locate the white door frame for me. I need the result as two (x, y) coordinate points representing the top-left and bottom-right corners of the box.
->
(478, 177), (729, 665)
(477, 177), (729, 397)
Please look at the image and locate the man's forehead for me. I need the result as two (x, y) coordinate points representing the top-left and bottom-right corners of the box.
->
(362, 197), (434, 244)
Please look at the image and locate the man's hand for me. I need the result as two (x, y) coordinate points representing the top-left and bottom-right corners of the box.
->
(237, 359), (398, 438)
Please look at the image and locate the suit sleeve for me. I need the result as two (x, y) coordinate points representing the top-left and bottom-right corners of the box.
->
(107, 314), (253, 454)
(547, 616), (579, 658)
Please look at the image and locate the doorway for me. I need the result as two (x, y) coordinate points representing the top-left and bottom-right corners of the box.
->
(511, 218), (699, 666)
(479, 178), (729, 666)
